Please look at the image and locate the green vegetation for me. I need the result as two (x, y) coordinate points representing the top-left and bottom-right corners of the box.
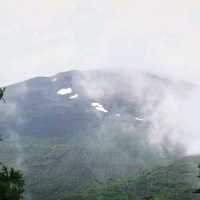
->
(1, 134), (200, 200)
(193, 164), (200, 194)
(0, 165), (24, 200)
(64, 179), (129, 200)
(62, 175), (196, 200)
(62, 157), (200, 200)
(0, 97), (25, 200)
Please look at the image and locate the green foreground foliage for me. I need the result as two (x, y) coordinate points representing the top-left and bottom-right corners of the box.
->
(0, 97), (25, 200)
(0, 165), (25, 200)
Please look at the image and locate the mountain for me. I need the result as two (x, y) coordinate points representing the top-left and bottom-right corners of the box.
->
(63, 155), (200, 200)
(127, 155), (200, 200)
(0, 70), (197, 200)
(1, 70), (194, 137)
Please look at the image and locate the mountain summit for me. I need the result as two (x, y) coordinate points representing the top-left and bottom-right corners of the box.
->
(0, 70), (196, 200)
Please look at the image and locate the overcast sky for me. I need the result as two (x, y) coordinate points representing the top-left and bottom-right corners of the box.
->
(1, 0), (200, 85)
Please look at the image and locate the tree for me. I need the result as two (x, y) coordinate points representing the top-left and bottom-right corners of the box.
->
(0, 91), (25, 200)
(0, 87), (6, 103)
(194, 164), (200, 194)
(0, 165), (25, 200)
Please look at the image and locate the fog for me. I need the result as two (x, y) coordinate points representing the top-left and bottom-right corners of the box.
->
(77, 70), (200, 156)
(1, 0), (200, 85)
(1, 1), (200, 200)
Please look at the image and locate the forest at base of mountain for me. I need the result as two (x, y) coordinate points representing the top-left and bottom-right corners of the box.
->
(63, 155), (200, 200)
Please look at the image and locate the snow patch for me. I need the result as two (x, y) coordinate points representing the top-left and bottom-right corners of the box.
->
(95, 106), (108, 113)
(116, 113), (121, 117)
(91, 102), (108, 113)
(91, 103), (102, 107)
(135, 117), (144, 121)
(69, 94), (79, 99)
(57, 88), (72, 95)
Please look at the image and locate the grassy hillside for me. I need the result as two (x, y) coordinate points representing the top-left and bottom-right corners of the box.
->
(62, 156), (200, 200)
(127, 156), (200, 200)
(0, 132), (183, 200)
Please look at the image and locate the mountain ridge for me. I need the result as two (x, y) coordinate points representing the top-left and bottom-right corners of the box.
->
(0, 69), (197, 200)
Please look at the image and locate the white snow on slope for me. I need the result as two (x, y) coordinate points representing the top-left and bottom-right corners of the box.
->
(91, 103), (102, 107)
(69, 94), (79, 99)
(135, 117), (144, 121)
(116, 113), (121, 117)
(95, 106), (108, 113)
(91, 102), (108, 113)
(57, 88), (72, 95)
(52, 78), (57, 82)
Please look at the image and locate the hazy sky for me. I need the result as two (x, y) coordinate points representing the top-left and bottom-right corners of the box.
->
(1, 0), (200, 85)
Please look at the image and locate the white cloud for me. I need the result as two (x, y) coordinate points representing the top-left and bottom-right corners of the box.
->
(1, 0), (200, 85)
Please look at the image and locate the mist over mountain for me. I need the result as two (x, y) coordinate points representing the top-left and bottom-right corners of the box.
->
(0, 69), (199, 200)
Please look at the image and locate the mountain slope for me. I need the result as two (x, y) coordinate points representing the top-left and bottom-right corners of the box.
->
(63, 155), (200, 200)
(0, 70), (197, 200)
(127, 155), (200, 200)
